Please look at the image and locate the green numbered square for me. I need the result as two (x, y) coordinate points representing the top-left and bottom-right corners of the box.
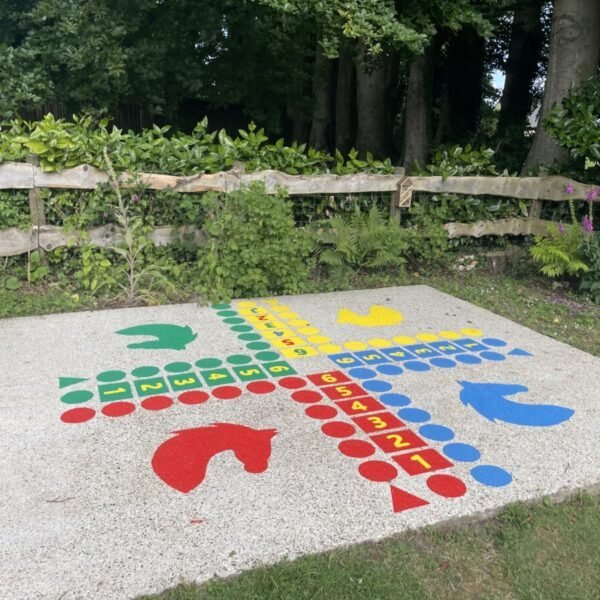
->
(134, 376), (169, 397)
(262, 361), (296, 377)
(232, 364), (267, 382)
(167, 373), (203, 391)
(200, 368), (235, 387)
(98, 381), (133, 402)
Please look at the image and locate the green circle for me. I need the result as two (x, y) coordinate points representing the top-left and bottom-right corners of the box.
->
(195, 358), (223, 369)
(224, 317), (245, 325)
(61, 390), (94, 404)
(247, 341), (271, 351)
(255, 351), (280, 362)
(212, 303), (231, 310)
(239, 333), (262, 342)
(131, 366), (160, 378)
(165, 361), (193, 373)
(96, 370), (126, 383)
(231, 324), (253, 333)
(227, 354), (252, 365)
(217, 310), (238, 317)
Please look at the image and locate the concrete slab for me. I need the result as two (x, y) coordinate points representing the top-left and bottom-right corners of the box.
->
(1, 285), (599, 599)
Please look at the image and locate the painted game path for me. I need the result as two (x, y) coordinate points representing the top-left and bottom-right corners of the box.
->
(1, 285), (599, 599)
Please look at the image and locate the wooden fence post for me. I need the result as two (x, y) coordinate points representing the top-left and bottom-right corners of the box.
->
(26, 154), (48, 265)
(389, 167), (406, 221)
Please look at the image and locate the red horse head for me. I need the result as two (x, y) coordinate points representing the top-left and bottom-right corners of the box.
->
(152, 423), (277, 493)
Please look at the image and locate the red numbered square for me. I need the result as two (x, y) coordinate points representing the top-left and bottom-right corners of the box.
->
(392, 449), (453, 476)
(307, 371), (351, 387)
(321, 383), (367, 400)
(352, 411), (405, 434)
(336, 396), (386, 416)
(370, 429), (428, 454)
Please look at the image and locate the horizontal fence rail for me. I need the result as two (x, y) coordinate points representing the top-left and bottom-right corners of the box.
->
(0, 160), (596, 257)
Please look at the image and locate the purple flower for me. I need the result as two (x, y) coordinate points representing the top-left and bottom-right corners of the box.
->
(132, 194), (140, 203)
(586, 188), (599, 203)
(582, 215), (594, 233)
(558, 222), (565, 234)
(565, 184), (574, 194)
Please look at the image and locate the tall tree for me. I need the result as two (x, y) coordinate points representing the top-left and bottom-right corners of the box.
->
(523, 0), (600, 172)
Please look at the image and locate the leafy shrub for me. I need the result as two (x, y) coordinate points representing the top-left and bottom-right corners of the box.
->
(313, 206), (409, 273)
(530, 223), (589, 278)
(195, 183), (312, 301)
(580, 233), (600, 303)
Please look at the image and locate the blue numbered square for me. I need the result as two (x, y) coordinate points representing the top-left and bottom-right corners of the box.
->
(428, 340), (463, 355)
(404, 344), (441, 358)
(354, 350), (388, 365)
(329, 353), (364, 369)
(454, 338), (488, 352)
(381, 346), (416, 362)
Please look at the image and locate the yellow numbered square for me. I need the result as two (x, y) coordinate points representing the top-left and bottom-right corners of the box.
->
(262, 329), (295, 340)
(254, 320), (286, 331)
(246, 313), (274, 323)
(280, 346), (319, 358)
(271, 336), (306, 348)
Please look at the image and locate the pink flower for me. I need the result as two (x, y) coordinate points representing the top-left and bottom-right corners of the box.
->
(565, 184), (574, 194)
(558, 222), (565, 234)
(586, 188), (599, 203)
(582, 215), (594, 233)
(132, 194), (140, 203)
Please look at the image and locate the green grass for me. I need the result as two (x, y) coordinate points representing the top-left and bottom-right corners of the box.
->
(2, 266), (600, 600)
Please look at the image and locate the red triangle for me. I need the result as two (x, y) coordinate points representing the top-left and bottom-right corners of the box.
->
(390, 485), (429, 512)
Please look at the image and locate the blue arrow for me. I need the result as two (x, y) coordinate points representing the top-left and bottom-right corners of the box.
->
(458, 381), (574, 427)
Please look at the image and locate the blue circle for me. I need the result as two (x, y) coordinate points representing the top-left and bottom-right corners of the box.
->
(480, 351), (506, 362)
(471, 465), (512, 487)
(404, 361), (431, 372)
(377, 364), (404, 376)
(429, 357), (456, 369)
(419, 424), (455, 442)
(482, 338), (507, 348)
(455, 353), (482, 365)
(380, 393), (412, 407)
(363, 379), (393, 393)
(398, 407), (431, 423)
(348, 367), (377, 380)
(443, 443), (481, 462)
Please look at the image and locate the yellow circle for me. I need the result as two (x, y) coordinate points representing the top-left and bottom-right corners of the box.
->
(280, 312), (300, 320)
(440, 330), (461, 340)
(309, 335), (331, 344)
(461, 327), (484, 337)
(298, 326), (320, 335)
(270, 305), (291, 312)
(344, 341), (369, 351)
(393, 335), (416, 345)
(416, 333), (440, 343)
(289, 319), (311, 328)
(369, 338), (393, 348)
(318, 344), (343, 354)
(265, 299), (279, 305)
(237, 301), (257, 308)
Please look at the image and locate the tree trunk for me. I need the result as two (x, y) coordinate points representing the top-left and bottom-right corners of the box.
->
(335, 48), (356, 155)
(497, 0), (545, 141)
(523, 0), (600, 173)
(287, 103), (309, 144)
(308, 43), (333, 150)
(402, 47), (433, 174)
(355, 55), (389, 158)
(445, 26), (486, 143)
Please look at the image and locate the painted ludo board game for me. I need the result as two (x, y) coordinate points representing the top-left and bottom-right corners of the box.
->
(1, 285), (599, 599)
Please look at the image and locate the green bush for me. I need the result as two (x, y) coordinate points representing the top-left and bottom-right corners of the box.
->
(530, 223), (589, 278)
(195, 183), (312, 301)
(580, 233), (600, 303)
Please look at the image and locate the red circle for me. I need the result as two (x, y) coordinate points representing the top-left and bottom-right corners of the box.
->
(321, 421), (356, 438)
(305, 404), (338, 420)
(426, 474), (467, 498)
(246, 381), (276, 395)
(101, 401), (135, 418)
(178, 390), (210, 405)
(279, 377), (307, 390)
(290, 390), (322, 404)
(338, 440), (375, 458)
(358, 460), (398, 482)
(141, 395), (173, 411)
(60, 407), (96, 424)
(212, 385), (242, 400)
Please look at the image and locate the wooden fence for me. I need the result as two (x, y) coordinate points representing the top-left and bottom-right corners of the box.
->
(0, 159), (597, 257)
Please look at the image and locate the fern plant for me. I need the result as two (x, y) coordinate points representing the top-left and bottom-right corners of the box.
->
(313, 206), (409, 273)
(530, 223), (589, 278)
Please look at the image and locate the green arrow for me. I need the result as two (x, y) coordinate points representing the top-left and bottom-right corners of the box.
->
(59, 376), (89, 388)
(116, 324), (198, 350)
